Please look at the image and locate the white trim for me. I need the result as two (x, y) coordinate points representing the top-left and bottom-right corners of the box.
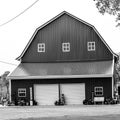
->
(112, 76), (114, 98)
(92, 27), (118, 57)
(30, 87), (33, 100)
(9, 74), (113, 80)
(9, 79), (11, 102)
(37, 43), (45, 52)
(62, 42), (70, 52)
(18, 88), (26, 97)
(112, 56), (114, 98)
(94, 86), (103, 96)
(16, 11), (117, 60)
(112, 56), (114, 74)
(87, 42), (95, 51)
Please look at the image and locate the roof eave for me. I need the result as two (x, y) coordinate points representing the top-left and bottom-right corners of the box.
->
(8, 74), (113, 80)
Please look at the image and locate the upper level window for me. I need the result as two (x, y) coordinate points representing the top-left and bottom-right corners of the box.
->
(37, 43), (45, 52)
(94, 87), (103, 96)
(62, 43), (70, 52)
(18, 88), (26, 97)
(87, 42), (95, 51)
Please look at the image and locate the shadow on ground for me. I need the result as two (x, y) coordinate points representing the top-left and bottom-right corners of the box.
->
(10, 114), (120, 120)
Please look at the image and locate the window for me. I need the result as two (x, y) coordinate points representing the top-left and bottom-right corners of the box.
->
(62, 42), (70, 52)
(87, 42), (95, 51)
(94, 87), (103, 96)
(37, 43), (45, 52)
(18, 88), (26, 97)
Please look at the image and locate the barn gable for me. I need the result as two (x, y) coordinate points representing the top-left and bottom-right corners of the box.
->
(16, 11), (116, 62)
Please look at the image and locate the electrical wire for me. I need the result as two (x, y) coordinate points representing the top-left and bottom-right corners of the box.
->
(0, 0), (39, 27)
(0, 1), (39, 65)
(0, 60), (17, 66)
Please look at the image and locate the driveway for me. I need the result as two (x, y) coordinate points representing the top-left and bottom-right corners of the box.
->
(0, 105), (120, 120)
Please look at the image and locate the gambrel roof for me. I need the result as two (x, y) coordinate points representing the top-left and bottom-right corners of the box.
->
(16, 11), (118, 61)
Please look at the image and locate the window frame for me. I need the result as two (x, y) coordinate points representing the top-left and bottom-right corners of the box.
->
(37, 43), (45, 52)
(62, 42), (70, 52)
(94, 87), (103, 96)
(87, 41), (95, 51)
(18, 88), (26, 97)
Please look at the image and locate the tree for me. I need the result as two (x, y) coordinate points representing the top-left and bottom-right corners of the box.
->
(0, 71), (10, 102)
(94, 0), (120, 26)
(114, 54), (120, 99)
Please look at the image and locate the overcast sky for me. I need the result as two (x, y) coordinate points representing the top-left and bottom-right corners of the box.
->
(0, 0), (120, 75)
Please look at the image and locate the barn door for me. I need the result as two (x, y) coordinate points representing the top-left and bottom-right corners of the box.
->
(61, 83), (85, 105)
(34, 84), (58, 105)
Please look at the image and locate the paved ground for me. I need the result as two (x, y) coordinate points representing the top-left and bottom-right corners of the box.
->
(0, 105), (120, 120)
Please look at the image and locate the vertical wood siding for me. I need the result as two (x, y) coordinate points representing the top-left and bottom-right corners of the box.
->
(22, 14), (113, 63)
(11, 78), (112, 103)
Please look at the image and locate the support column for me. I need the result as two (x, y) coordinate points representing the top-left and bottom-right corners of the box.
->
(9, 79), (11, 102)
(58, 84), (61, 101)
(30, 87), (33, 105)
(112, 56), (114, 99)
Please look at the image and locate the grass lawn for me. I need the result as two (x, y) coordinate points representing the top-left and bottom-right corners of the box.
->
(10, 114), (120, 120)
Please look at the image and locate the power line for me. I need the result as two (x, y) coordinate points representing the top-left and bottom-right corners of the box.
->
(0, 60), (17, 66)
(0, 0), (39, 27)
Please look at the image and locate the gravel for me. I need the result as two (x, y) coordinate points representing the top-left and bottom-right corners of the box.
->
(0, 105), (120, 120)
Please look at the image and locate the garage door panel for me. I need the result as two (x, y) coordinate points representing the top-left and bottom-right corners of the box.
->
(34, 84), (58, 105)
(61, 83), (85, 105)
(34, 83), (85, 105)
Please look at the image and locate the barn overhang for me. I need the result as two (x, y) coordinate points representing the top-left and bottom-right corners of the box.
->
(8, 61), (113, 79)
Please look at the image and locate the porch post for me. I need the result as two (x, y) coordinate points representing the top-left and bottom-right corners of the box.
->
(30, 87), (33, 105)
(9, 79), (11, 102)
(58, 84), (61, 101)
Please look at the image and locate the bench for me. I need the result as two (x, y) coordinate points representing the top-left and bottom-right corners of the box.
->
(94, 97), (104, 104)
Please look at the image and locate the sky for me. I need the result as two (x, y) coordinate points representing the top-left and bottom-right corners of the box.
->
(0, 0), (120, 75)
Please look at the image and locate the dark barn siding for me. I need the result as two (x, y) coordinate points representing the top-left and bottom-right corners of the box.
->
(11, 77), (112, 102)
(11, 80), (33, 102)
(22, 14), (112, 63)
(85, 78), (112, 100)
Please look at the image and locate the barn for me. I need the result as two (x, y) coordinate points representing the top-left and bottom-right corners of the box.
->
(9, 11), (118, 105)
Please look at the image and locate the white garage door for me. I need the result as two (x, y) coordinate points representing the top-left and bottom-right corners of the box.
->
(61, 83), (85, 105)
(34, 84), (58, 105)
